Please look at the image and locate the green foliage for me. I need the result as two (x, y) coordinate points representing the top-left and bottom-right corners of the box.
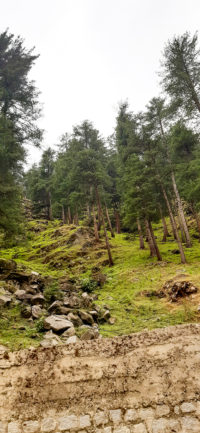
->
(44, 281), (62, 303)
(80, 277), (98, 293)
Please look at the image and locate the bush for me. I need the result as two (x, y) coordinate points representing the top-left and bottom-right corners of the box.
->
(80, 278), (98, 293)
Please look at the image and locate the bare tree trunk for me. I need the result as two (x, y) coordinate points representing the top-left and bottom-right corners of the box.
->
(115, 210), (121, 234)
(137, 218), (145, 249)
(95, 187), (113, 266)
(145, 219), (156, 257)
(148, 220), (162, 261)
(105, 206), (115, 237)
(74, 212), (79, 226)
(177, 213), (186, 243)
(48, 191), (53, 221)
(68, 207), (72, 224)
(92, 205), (99, 242)
(159, 206), (169, 241)
(97, 200), (102, 230)
(161, 186), (186, 264)
(171, 172), (192, 247)
(62, 205), (66, 225)
(191, 204), (200, 241)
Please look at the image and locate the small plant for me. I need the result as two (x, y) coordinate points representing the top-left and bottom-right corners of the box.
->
(44, 281), (63, 303)
(80, 277), (98, 293)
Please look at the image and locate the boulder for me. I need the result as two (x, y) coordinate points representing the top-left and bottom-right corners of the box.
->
(108, 317), (116, 325)
(40, 331), (62, 348)
(101, 310), (111, 322)
(80, 328), (99, 340)
(0, 295), (12, 307)
(15, 290), (32, 302)
(48, 301), (71, 315)
(44, 315), (73, 333)
(31, 294), (45, 305)
(61, 327), (75, 338)
(78, 310), (94, 325)
(65, 335), (79, 344)
(67, 312), (83, 327)
(89, 310), (99, 321)
(0, 259), (17, 277)
(63, 295), (80, 308)
(21, 305), (32, 318)
(32, 305), (43, 319)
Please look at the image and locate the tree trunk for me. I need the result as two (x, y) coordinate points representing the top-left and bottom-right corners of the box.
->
(171, 172), (191, 247)
(62, 205), (66, 225)
(105, 206), (115, 237)
(68, 207), (72, 224)
(115, 210), (121, 234)
(161, 186), (186, 264)
(48, 191), (53, 221)
(74, 212), (79, 226)
(159, 206), (169, 242)
(177, 213), (186, 243)
(148, 220), (162, 261)
(92, 205), (99, 242)
(191, 204), (200, 241)
(145, 219), (156, 257)
(95, 187), (113, 266)
(137, 218), (145, 249)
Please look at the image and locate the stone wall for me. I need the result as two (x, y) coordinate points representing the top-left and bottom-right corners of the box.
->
(1, 324), (200, 433)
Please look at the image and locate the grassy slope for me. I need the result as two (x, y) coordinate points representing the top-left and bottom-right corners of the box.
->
(1, 218), (200, 348)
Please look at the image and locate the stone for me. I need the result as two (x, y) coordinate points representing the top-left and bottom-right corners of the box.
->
(152, 418), (168, 433)
(8, 422), (21, 433)
(67, 312), (83, 327)
(58, 415), (79, 431)
(15, 289), (27, 300)
(80, 328), (99, 340)
(48, 300), (63, 313)
(89, 310), (99, 321)
(109, 409), (122, 424)
(22, 421), (40, 433)
(32, 305), (43, 319)
(139, 407), (155, 431)
(167, 419), (180, 431)
(21, 305), (32, 318)
(61, 327), (75, 337)
(113, 427), (130, 433)
(101, 310), (111, 322)
(132, 424), (147, 433)
(180, 402), (196, 413)
(108, 317), (116, 325)
(31, 293), (45, 305)
(0, 294), (11, 306)
(124, 409), (138, 422)
(66, 335), (79, 344)
(0, 422), (6, 433)
(40, 331), (62, 347)
(79, 415), (91, 428)
(79, 310), (94, 325)
(63, 295), (80, 308)
(94, 411), (108, 426)
(155, 405), (170, 417)
(41, 418), (57, 432)
(174, 406), (180, 415)
(44, 315), (73, 332)
(181, 416), (200, 432)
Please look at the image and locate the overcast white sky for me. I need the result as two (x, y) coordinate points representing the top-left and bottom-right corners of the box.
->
(2, 0), (200, 165)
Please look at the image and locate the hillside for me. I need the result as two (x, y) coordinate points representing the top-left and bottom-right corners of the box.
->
(0, 218), (200, 350)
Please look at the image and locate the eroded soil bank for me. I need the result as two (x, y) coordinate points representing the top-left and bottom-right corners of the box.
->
(1, 324), (200, 432)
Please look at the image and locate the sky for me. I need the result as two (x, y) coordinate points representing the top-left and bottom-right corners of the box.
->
(1, 0), (200, 166)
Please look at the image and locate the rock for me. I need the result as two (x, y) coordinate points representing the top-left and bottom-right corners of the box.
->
(61, 327), (75, 338)
(79, 310), (94, 325)
(40, 332), (62, 347)
(66, 335), (79, 344)
(108, 317), (116, 325)
(0, 345), (7, 354)
(0, 295), (11, 306)
(48, 301), (71, 316)
(80, 328), (99, 340)
(32, 305), (43, 319)
(89, 310), (99, 321)
(31, 293), (45, 305)
(67, 312), (83, 327)
(100, 309), (111, 322)
(21, 305), (32, 318)
(15, 289), (33, 303)
(63, 295), (80, 308)
(0, 259), (17, 276)
(43, 315), (73, 333)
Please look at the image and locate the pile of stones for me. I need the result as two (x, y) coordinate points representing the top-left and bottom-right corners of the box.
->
(159, 279), (198, 302)
(0, 259), (114, 347)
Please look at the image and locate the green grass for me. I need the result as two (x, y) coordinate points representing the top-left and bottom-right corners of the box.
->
(1, 218), (200, 348)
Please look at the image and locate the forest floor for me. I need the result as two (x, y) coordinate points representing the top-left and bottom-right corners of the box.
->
(1, 217), (200, 349)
